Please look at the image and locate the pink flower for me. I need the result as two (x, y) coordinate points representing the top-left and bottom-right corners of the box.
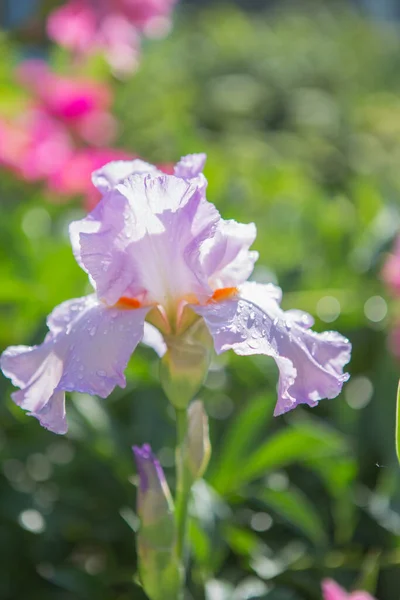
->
(17, 60), (116, 146)
(322, 579), (377, 600)
(48, 147), (134, 209)
(0, 118), (29, 175)
(382, 236), (400, 296)
(1, 154), (351, 434)
(0, 110), (73, 183)
(47, 0), (177, 73)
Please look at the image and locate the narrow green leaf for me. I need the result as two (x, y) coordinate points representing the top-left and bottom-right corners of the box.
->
(216, 423), (348, 495)
(260, 486), (327, 546)
(208, 393), (275, 491)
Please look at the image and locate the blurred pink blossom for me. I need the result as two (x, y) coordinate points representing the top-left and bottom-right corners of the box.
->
(48, 148), (174, 209)
(47, 0), (178, 73)
(381, 237), (400, 296)
(0, 110), (73, 182)
(17, 60), (117, 146)
(0, 119), (29, 175)
(48, 147), (133, 208)
(322, 579), (377, 600)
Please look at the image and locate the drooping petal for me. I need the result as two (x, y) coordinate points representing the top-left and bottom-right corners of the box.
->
(71, 174), (219, 306)
(201, 220), (259, 288)
(2, 344), (67, 434)
(1, 295), (149, 433)
(193, 282), (351, 416)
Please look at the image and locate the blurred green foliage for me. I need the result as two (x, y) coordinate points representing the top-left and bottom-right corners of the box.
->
(1, 2), (400, 599)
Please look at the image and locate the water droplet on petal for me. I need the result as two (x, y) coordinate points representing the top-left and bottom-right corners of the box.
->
(89, 327), (97, 336)
(97, 369), (107, 377)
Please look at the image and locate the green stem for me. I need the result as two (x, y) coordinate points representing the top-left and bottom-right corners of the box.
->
(175, 408), (191, 562)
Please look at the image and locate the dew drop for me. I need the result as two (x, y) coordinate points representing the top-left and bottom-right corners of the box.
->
(89, 327), (97, 336)
(97, 369), (107, 377)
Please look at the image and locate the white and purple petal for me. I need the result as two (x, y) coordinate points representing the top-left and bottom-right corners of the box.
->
(174, 153), (206, 180)
(1, 295), (149, 433)
(92, 158), (161, 194)
(71, 174), (220, 306)
(201, 220), (259, 288)
(193, 282), (351, 416)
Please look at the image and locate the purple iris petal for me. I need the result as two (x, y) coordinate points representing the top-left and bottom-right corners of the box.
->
(71, 174), (220, 306)
(174, 153), (206, 179)
(92, 158), (161, 194)
(133, 443), (167, 494)
(1, 295), (149, 433)
(193, 282), (351, 416)
(201, 220), (259, 288)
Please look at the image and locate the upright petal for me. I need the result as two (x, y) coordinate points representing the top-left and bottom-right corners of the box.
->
(92, 158), (160, 194)
(1, 295), (149, 433)
(71, 174), (220, 306)
(193, 282), (351, 416)
(201, 220), (259, 288)
(174, 153), (206, 180)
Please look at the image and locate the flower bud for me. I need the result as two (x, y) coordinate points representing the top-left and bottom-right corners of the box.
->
(133, 445), (183, 600)
(159, 320), (212, 409)
(185, 400), (211, 480)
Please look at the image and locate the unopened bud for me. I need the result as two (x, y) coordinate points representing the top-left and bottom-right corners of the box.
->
(185, 400), (211, 480)
(133, 445), (182, 600)
(159, 321), (212, 409)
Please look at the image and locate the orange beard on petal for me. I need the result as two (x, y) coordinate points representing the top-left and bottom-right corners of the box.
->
(113, 288), (237, 315)
(208, 287), (238, 304)
(115, 296), (142, 310)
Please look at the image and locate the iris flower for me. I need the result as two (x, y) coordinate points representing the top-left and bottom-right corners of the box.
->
(1, 154), (351, 434)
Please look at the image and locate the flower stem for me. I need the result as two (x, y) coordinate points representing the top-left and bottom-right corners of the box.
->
(175, 407), (191, 563)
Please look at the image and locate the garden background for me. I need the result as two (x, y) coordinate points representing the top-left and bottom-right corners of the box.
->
(1, 0), (400, 598)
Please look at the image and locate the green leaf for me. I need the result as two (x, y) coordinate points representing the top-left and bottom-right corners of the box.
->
(259, 486), (327, 546)
(215, 422), (348, 495)
(208, 393), (275, 491)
